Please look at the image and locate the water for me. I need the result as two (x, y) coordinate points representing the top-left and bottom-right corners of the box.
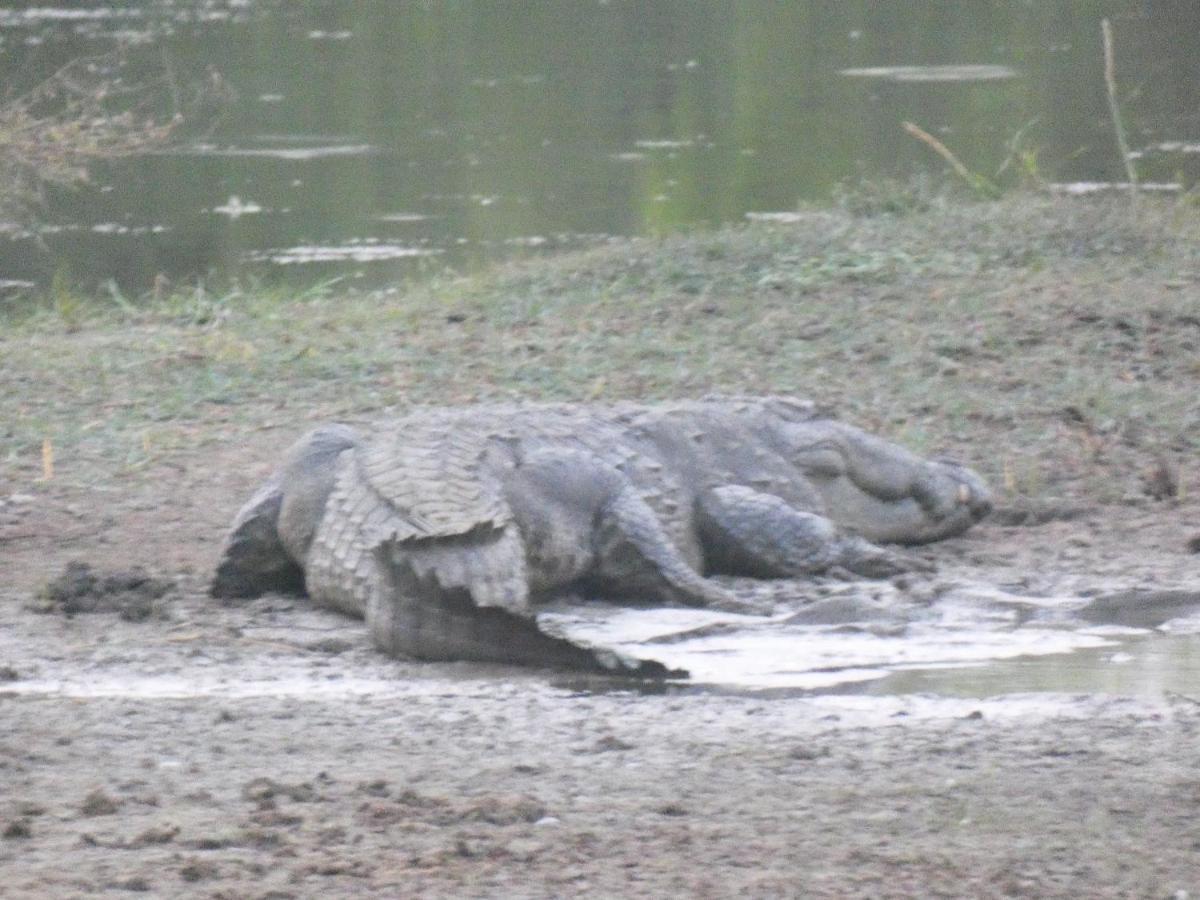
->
(8, 603), (1198, 704)
(540, 585), (1200, 697)
(4, 581), (1198, 703)
(1, 0), (1197, 290)
(856, 633), (1200, 699)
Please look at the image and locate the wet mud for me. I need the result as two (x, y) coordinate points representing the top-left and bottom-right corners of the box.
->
(2, 482), (1198, 897)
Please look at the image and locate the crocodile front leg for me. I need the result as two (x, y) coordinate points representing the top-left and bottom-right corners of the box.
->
(592, 485), (759, 611)
(696, 485), (928, 579)
(505, 448), (762, 614)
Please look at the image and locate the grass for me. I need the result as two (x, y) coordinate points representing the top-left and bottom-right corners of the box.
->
(2, 190), (1198, 503)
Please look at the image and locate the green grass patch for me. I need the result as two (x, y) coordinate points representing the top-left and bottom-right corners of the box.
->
(3, 192), (1198, 502)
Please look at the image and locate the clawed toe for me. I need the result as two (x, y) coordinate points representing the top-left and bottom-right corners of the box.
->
(838, 539), (935, 579)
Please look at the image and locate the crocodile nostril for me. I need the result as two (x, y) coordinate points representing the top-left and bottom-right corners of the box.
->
(971, 493), (994, 519)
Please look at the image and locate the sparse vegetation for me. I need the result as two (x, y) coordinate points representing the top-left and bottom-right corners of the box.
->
(2, 192), (1197, 506)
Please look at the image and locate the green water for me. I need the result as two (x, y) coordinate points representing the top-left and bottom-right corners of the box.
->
(855, 633), (1200, 699)
(1, 0), (1197, 289)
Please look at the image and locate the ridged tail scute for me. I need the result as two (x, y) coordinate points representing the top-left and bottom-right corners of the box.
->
(210, 475), (306, 600)
(361, 422), (511, 539)
(368, 539), (682, 678)
(303, 441), (533, 619)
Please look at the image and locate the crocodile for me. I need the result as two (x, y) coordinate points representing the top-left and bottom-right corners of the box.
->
(211, 397), (992, 677)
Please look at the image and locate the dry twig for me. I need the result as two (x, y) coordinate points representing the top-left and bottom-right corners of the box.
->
(0, 51), (228, 219)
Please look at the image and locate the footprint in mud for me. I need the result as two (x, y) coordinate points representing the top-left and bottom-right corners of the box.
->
(34, 561), (175, 621)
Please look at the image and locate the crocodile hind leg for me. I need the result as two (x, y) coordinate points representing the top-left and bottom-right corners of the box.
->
(696, 485), (930, 579)
(210, 475), (306, 599)
(367, 541), (682, 678)
(211, 424), (360, 600)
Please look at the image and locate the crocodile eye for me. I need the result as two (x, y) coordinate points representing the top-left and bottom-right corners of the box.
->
(793, 447), (846, 478)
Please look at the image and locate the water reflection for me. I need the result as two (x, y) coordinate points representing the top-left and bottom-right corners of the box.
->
(541, 586), (1200, 696)
(0, 0), (1196, 289)
(855, 633), (1200, 699)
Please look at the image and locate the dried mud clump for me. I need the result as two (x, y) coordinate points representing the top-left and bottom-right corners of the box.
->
(35, 561), (175, 621)
(79, 789), (121, 817)
(2, 819), (32, 839)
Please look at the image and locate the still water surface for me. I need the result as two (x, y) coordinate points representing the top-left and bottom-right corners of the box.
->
(542, 589), (1200, 697)
(1, 0), (1198, 289)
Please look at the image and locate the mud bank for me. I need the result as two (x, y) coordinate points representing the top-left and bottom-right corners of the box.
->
(3, 195), (1199, 896)
(3, 540), (1200, 899)
(2, 589), (1199, 899)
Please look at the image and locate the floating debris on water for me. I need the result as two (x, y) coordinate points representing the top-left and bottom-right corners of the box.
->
(839, 64), (1020, 82)
(0, 8), (144, 25)
(1049, 181), (1182, 195)
(634, 139), (696, 150)
(246, 241), (443, 264)
(377, 213), (432, 223)
(89, 223), (170, 235)
(211, 196), (263, 219)
(745, 211), (806, 224)
(176, 143), (377, 161)
(1128, 141), (1200, 159)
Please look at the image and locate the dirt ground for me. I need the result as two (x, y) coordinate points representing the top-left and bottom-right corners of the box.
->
(2, 196), (1200, 897)
(2, 413), (1199, 899)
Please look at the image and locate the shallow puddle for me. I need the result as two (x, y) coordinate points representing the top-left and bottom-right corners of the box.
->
(543, 588), (1200, 697)
(851, 632), (1200, 699)
(4, 583), (1198, 706)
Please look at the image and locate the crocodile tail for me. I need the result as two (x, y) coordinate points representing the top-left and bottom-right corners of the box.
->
(210, 474), (305, 599)
(369, 540), (682, 678)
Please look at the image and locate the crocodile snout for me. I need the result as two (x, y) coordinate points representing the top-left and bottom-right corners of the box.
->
(968, 486), (993, 521)
(952, 470), (993, 522)
(907, 460), (992, 542)
(945, 468), (993, 525)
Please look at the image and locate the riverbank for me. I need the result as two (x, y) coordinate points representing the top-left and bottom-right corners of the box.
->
(2, 192), (1199, 897)
(5, 191), (1198, 513)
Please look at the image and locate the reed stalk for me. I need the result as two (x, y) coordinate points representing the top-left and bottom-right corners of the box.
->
(1101, 18), (1139, 206)
(902, 121), (1001, 198)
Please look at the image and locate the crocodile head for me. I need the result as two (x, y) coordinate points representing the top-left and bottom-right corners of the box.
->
(773, 419), (993, 546)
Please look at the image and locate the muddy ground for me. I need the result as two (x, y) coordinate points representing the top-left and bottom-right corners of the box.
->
(3, 195), (1200, 897)
(4, 409), (1200, 899)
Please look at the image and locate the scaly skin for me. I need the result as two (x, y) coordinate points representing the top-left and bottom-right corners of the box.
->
(211, 397), (992, 675)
